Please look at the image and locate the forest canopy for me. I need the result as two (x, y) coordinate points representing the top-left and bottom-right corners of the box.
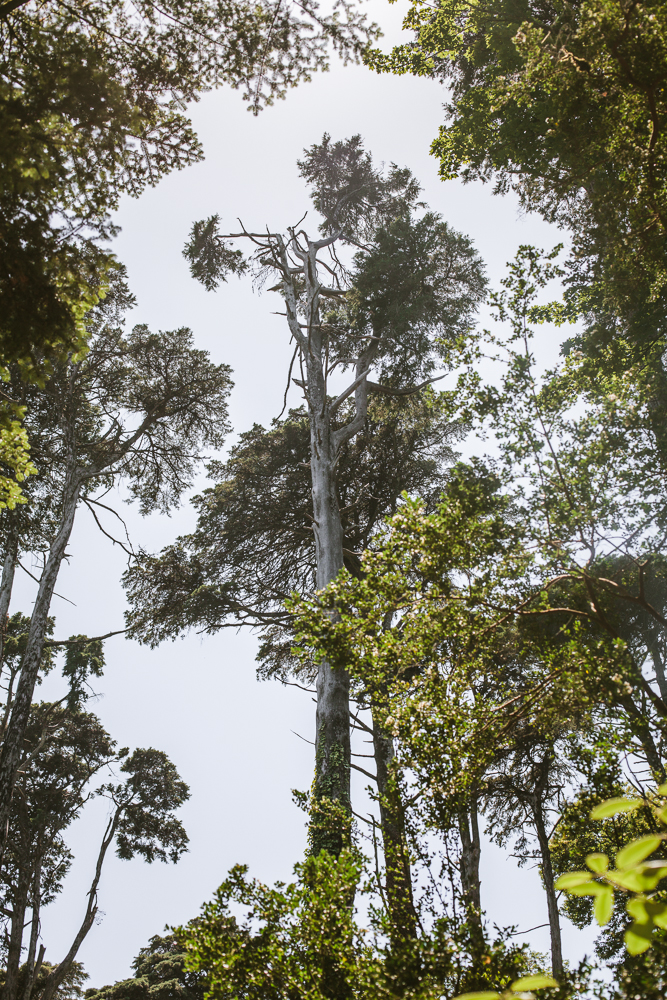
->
(1, 3), (667, 1000)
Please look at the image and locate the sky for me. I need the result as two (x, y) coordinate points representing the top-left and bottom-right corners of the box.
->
(12, 0), (598, 987)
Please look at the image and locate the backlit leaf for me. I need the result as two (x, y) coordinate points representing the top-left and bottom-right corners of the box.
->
(616, 835), (662, 869)
(453, 993), (501, 1000)
(555, 872), (592, 889)
(590, 798), (640, 820)
(593, 884), (613, 925)
(625, 925), (653, 955)
(586, 853), (609, 873)
(511, 975), (558, 990)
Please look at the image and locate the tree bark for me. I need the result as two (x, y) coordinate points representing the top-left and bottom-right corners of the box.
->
(0, 473), (81, 845)
(458, 798), (483, 945)
(302, 254), (351, 857)
(531, 796), (563, 978)
(0, 526), (18, 663)
(22, 857), (42, 1000)
(3, 860), (30, 1000)
(40, 811), (119, 1000)
(371, 705), (416, 942)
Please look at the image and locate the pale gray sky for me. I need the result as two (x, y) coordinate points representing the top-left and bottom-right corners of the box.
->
(14, 0), (596, 987)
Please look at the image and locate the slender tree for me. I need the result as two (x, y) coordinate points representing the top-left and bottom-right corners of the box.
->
(125, 391), (459, 935)
(179, 134), (486, 855)
(0, 695), (189, 1000)
(0, 277), (232, 850)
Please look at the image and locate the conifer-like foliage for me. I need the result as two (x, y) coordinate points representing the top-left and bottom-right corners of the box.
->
(128, 134), (486, 860)
(124, 392), (461, 679)
(0, 275), (232, 883)
(0, 610), (190, 1000)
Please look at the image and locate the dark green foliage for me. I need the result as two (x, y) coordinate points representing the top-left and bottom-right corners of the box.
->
(368, 0), (667, 363)
(107, 749), (190, 865)
(349, 214), (486, 384)
(124, 393), (462, 677)
(297, 133), (424, 240)
(86, 933), (207, 1000)
(0, 0), (377, 374)
(183, 217), (249, 292)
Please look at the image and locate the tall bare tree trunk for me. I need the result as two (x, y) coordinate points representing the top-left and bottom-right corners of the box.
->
(304, 273), (351, 857)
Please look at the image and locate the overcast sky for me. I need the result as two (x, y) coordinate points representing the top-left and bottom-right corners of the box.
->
(13, 0), (597, 987)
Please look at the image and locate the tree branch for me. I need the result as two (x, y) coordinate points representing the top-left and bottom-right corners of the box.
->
(366, 374), (446, 397)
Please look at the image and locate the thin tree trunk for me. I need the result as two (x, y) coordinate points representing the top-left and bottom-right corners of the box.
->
(0, 475), (81, 844)
(3, 862), (30, 1000)
(308, 328), (350, 856)
(0, 526), (18, 664)
(371, 705), (416, 941)
(458, 797), (483, 944)
(22, 857), (42, 1000)
(40, 812), (119, 1000)
(532, 797), (563, 978)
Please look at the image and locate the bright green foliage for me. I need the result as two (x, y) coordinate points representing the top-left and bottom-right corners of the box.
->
(557, 790), (667, 955)
(456, 972), (558, 1000)
(180, 851), (538, 1000)
(289, 246), (667, 982)
(0, 411), (36, 509)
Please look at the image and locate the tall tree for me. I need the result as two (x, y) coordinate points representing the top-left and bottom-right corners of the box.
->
(177, 134), (486, 856)
(0, 692), (189, 1000)
(0, 277), (232, 852)
(125, 391), (461, 936)
(290, 246), (667, 986)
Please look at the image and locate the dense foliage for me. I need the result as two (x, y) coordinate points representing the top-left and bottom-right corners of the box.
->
(2, 0), (667, 992)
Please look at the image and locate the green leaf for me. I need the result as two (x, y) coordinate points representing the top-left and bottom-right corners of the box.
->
(649, 902), (667, 930)
(626, 896), (649, 923)
(616, 835), (662, 869)
(454, 993), (501, 1000)
(625, 925), (653, 955)
(511, 975), (558, 990)
(586, 853), (609, 873)
(554, 871), (593, 889)
(593, 884), (614, 926)
(657, 783), (667, 796)
(630, 867), (667, 892)
(590, 797), (640, 820)
(608, 870), (649, 892)
(565, 883), (601, 897)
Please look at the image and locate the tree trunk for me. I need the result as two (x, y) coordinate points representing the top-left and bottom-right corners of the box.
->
(0, 474), (81, 845)
(3, 861), (30, 1000)
(0, 526), (18, 664)
(458, 798), (483, 945)
(532, 796), (563, 978)
(308, 372), (350, 856)
(40, 812), (119, 1000)
(371, 705), (416, 941)
(22, 856), (43, 1000)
